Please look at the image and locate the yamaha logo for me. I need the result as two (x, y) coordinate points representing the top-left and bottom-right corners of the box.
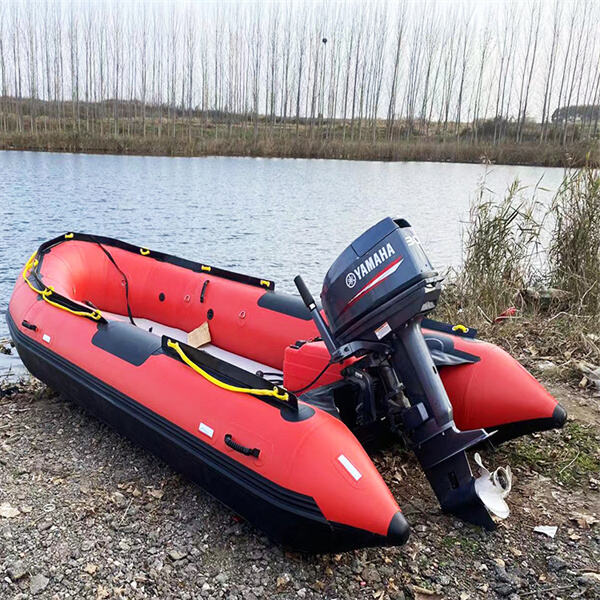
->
(345, 243), (396, 289)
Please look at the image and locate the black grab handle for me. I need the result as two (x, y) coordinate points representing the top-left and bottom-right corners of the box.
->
(294, 275), (315, 309)
(200, 279), (209, 303)
(224, 434), (260, 458)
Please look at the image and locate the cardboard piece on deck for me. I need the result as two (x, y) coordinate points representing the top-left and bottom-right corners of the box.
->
(187, 322), (211, 348)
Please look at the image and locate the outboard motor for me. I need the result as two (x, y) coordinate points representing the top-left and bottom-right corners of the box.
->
(295, 217), (510, 529)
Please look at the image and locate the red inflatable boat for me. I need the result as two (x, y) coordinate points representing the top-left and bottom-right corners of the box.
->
(7, 221), (566, 552)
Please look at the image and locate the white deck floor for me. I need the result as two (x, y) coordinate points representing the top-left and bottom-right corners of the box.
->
(102, 311), (283, 382)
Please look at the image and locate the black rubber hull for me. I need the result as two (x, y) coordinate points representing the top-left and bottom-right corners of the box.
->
(7, 313), (408, 552)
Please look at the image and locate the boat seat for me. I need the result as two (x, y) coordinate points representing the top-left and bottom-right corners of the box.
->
(101, 312), (283, 384)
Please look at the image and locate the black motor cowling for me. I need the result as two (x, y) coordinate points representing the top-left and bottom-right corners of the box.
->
(321, 218), (442, 344)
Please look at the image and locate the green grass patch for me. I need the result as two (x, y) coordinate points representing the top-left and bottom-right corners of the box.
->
(441, 534), (482, 554)
(501, 422), (600, 486)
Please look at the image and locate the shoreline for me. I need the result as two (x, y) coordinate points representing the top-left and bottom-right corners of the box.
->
(0, 132), (595, 168)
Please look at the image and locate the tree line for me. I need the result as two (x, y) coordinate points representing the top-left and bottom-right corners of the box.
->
(0, 0), (599, 147)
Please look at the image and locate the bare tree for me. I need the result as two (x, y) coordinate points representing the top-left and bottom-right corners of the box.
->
(0, 2), (6, 133)
(294, 10), (307, 136)
(454, 9), (472, 137)
(471, 16), (492, 143)
(515, 1), (541, 143)
(540, 0), (561, 142)
(66, 4), (78, 132)
(11, 2), (23, 132)
(385, 3), (406, 140)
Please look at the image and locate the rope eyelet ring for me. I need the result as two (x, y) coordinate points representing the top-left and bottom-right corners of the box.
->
(140, 248), (150, 256)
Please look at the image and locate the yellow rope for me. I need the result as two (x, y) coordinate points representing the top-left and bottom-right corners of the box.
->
(22, 252), (102, 321)
(167, 339), (290, 402)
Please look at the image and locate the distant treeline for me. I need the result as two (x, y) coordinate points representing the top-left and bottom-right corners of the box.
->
(0, 0), (599, 155)
(551, 105), (600, 124)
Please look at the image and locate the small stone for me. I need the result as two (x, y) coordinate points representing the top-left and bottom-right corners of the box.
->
(37, 520), (52, 531)
(276, 573), (292, 591)
(111, 492), (127, 508)
(83, 563), (98, 575)
(30, 574), (49, 595)
(201, 582), (211, 592)
(7, 560), (27, 581)
(495, 565), (513, 584)
(493, 583), (515, 597)
(0, 503), (20, 518)
(351, 558), (363, 574)
(439, 575), (451, 586)
(546, 556), (567, 572)
(168, 549), (187, 561)
(118, 540), (130, 551)
(361, 565), (382, 585)
(536, 360), (557, 373)
(215, 572), (228, 585)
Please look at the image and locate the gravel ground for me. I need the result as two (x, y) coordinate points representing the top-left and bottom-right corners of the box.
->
(0, 374), (599, 600)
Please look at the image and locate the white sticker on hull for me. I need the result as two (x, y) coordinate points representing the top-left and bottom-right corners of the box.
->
(338, 454), (362, 481)
(42, 334), (51, 344)
(198, 422), (214, 438)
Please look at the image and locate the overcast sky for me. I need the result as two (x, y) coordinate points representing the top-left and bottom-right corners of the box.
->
(0, 0), (596, 122)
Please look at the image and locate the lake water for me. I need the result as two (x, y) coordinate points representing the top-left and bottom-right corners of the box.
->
(0, 151), (565, 376)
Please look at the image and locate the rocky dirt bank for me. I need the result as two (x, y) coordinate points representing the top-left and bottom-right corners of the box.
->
(0, 376), (599, 600)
